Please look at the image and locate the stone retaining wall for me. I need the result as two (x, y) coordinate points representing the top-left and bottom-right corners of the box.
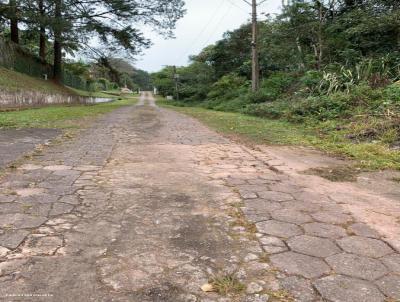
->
(0, 90), (93, 108)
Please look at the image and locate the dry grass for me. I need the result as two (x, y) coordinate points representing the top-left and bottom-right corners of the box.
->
(209, 274), (246, 296)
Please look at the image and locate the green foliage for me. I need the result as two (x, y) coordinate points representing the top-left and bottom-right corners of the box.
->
(242, 102), (286, 119)
(151, 66), (175, 97)
(300, 71), (323, 93)
(249, 72), (297, 103)
(207, 73), (249, 100)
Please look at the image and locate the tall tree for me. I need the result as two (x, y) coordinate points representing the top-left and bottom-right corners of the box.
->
(52, 0), (62, 80)
(9, 0), (18, 43)
(48, 0), (185, 82)
(38, 0), (46, 60)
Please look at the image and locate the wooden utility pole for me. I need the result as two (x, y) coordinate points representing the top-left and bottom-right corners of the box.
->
(173, 65), (180, 101)
(251, 0), (259, 92)
(241, 0), (267, 92)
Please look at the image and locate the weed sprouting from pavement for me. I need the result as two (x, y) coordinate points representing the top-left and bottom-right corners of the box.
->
(209, 274), (245, 296)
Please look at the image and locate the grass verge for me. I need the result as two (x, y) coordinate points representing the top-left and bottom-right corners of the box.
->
(158, 99), (400, 171)
(0, 97), (137, 129)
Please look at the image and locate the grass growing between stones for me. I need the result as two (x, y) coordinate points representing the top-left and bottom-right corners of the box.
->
(266, 290), (294, 302)
(158, 100), (400, 171)
(0, 97), (137, 129)
(229, 206), (257, 235)
(209, 274), (246, 296)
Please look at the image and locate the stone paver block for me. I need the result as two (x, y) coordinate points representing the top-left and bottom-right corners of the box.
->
(0, 230), (30, 249)
(0, 203), (51, 216)
(348, 223), (380, 238)
(256, 220), (302, 238)
(311, 211), (353, 225)
(257, 191), (293, 202)
(271, 209), (312, 225)
(21, 235), (63, 256)
(0, 195), (15, 203)
(259, 236), (285, 247)
(376, 274), (400, 300)
(337, 236), (394, 258)
(304, 222), (347, 239)
(239, 190), (258, 199)
(0, 213), (47, 229)
(326, 253), (388, 281)
(245, 213), (271, 224)
(0, 259), (28, 276)
(43, 165), (72, 171)
(259, 236), (288, 254)
(226, 178), (247, 186)
(59, 195), (80, 205)
(246, 281), (263, 294)
(381, 254), (400, 273)
(270, 252), (330, 278)
(15, 188), (46, 197)
(18, 164), (43, 170)
(243, 294), (270, 302)
(74, 165), (101, 171)
(49, 203), (74, 216)
(281, 276), (316, 302)
(314, 275), (385, 302)
(288, 235), (341, 258)
(19, 193), (59, 204)
(262, 245), (288, 254)
(0, 246), (10, 257)
(280, 201), (322, 213)
(244, 199), (282, 213)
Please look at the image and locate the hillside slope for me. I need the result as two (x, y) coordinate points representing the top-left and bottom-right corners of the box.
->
(0, 67), (78, 95)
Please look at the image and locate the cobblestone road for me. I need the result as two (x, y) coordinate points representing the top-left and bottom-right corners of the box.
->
(0, 93), (399, 301)
(0, 129), (60, 170)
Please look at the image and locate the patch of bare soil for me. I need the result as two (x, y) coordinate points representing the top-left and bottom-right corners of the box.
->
(302, 165), (362, 182)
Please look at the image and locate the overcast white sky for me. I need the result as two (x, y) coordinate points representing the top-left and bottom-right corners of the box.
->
(136, 0), (282, 72)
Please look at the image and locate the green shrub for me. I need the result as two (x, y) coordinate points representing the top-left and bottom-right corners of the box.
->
(286, 93), (353, 122)
(383, 83), (400, 108)
(300, 70), (323, 93)
(246, 90), (278, 103)
(242, 102), (285, 119)
(261, 72), (296, 92)
(207, 73), (249, 101)
(213, 97), (251, 112)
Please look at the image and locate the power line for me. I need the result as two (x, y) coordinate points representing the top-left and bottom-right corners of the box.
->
(175, 0), (227, 65)
(197, 3), (234, 50)
(225, 0), (249, 13)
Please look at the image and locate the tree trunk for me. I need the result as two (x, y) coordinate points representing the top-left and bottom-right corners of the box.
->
(53, 0), (62, 82)
(314, 0), (324, 70)
(9, 0), (19, 44)
(39, 0), (46, 61)
(251, 0), (260, 92)
(296, 36), (305, 70)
